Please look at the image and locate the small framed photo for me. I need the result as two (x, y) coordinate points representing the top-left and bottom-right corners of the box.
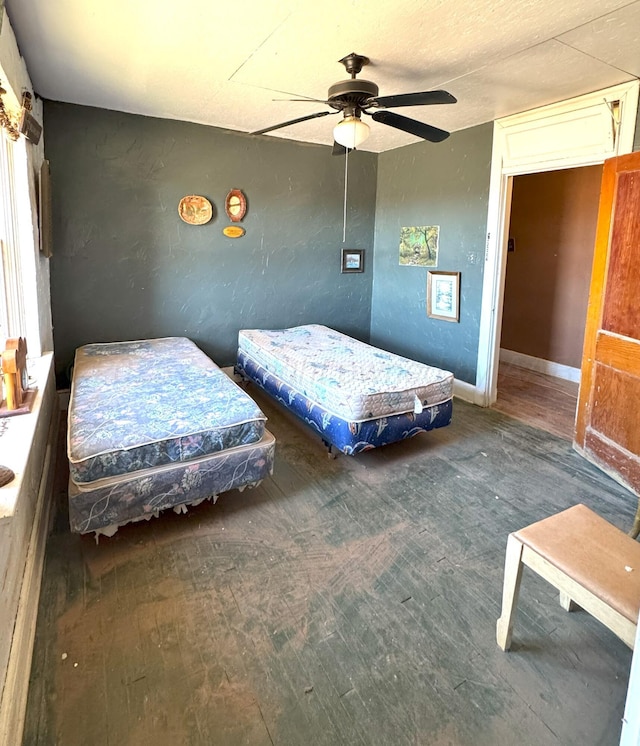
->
(341, 249), (364, 273)
(427, 270), (460, 322)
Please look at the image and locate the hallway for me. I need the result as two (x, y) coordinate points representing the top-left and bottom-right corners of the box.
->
(492, 362), (579, 441)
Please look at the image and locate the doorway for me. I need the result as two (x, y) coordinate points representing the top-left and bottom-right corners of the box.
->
(492, 165), (602, 439)
(475, 80), (640, 411)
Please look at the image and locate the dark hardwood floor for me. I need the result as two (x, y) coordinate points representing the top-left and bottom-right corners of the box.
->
(23, 389), (635, 746)
(492, 362), (579, 441)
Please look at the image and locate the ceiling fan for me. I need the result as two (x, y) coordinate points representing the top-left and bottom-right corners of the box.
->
(252, 53), (457, 153)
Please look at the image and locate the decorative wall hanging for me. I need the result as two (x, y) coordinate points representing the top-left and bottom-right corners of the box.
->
(223, 225), (246, 238)
(224, 189), (247, 222)
(19, 91), (42, 145)
(341, 249), (364, 273)
(427, 271), (460, 322)
(399, 226), (440, 267)
(178, 195), (213, 225)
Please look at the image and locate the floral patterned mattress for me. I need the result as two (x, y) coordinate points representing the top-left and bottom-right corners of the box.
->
(237, 325), (454, 422)
(68, 337), (267, 484)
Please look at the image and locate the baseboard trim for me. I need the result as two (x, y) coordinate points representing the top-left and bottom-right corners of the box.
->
(0, 409), (57, 745)
(454, 378), (484, 405)
(499, 348), (581, 383)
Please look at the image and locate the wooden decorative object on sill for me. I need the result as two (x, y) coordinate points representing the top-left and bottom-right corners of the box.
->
(224, 189), (247, 222)
(0, 337), (36, 417)
(0, 465), (15, 488)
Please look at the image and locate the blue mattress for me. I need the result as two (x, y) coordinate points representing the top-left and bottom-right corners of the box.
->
(68, 338), (267, 484)
(238, 325), (453, 420)
(236, 325), (453, 454)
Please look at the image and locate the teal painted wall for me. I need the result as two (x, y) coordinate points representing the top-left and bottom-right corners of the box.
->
(44, 102), (377, 378)
(369, 124), (493, 384)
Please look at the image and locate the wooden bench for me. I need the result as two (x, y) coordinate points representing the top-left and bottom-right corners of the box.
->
(496, 504), (640, 651)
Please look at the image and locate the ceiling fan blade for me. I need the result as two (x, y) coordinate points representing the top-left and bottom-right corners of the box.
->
(252, 111), (335, 136)
(370, 90), (457, 109)
(371, 110), (450, 142)
(273, 98), (333, 104)
(332, 141), (353, 156)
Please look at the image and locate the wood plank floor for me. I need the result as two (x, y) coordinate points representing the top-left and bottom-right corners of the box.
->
(492, 363), (579, 441)
(23, 391), (636, 746)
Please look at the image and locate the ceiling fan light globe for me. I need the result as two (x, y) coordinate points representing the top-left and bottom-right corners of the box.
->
(333, 116), (370, 149)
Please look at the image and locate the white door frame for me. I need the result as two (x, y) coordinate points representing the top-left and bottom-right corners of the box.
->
(473, 80), (640, 407)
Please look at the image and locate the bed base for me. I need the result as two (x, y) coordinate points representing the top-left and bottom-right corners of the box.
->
(69, 430), (275, 537)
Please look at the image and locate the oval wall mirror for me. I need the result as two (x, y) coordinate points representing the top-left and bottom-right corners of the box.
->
(225, 189), (247, 222)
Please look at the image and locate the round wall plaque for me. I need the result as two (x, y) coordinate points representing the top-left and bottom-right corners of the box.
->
(178, 195), (213, 225)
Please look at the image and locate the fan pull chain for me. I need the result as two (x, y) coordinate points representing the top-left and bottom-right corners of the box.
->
(342, 147), (349, 243)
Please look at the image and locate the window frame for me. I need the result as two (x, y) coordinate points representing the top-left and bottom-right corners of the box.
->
(0, 128), (43, 356)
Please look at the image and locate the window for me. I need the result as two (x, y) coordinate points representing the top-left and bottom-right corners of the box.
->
(0, 130), (28, 345)
(0, 125), (46, 357)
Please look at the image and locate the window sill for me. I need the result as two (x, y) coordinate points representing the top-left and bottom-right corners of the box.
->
(0, 353), (55, 521)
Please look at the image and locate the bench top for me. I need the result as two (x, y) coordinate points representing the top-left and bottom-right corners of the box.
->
(514, 504), (640, 623)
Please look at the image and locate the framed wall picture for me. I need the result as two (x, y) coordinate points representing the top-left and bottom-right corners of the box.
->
(427, 270), (460, 322)
(341, 248), (364, 273)
(399, 225), (440, 267)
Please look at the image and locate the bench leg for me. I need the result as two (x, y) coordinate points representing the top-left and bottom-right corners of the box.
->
(558, 591), (578, 611)
(630, 501), (640, 540)
(496, 534), (524, 651)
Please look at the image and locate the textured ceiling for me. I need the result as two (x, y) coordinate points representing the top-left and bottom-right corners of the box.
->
(4, 0), (640, 152)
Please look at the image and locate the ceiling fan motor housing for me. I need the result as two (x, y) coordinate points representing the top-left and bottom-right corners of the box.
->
(327, 79), (379, 110)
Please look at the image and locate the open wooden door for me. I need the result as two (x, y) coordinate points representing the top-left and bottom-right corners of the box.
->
(575, 151), (640, 538)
